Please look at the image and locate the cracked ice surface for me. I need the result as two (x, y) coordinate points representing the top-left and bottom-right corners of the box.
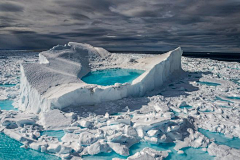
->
(0, 51), (240, 160)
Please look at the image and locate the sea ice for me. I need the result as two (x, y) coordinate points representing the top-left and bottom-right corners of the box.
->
(0, 48), (240, 159)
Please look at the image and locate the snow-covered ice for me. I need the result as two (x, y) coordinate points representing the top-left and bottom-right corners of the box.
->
(0, 44), (240, 159)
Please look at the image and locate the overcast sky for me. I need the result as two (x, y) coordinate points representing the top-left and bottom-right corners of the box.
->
(0, 0), (240, 52)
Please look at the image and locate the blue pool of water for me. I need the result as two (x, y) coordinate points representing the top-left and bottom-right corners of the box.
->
(0, 84), (17, 87)
(197, 81), (221, 86)
(81, 68), (145, 86)
(226, 96), (240, 100)
(83, 142), (213, 160)
(110, 112), (123, 116)
(41, 130), (65, 141)
(0, 133), (60, 160)
(218, 106), (231, 108)
(199, 128), (240, 149)
(0, 100), (18, 111)
(199, 109), (214, 112)
(179, 105), (193, 109)
(231, 79), (240, 86)
(215, 96), (233, 103)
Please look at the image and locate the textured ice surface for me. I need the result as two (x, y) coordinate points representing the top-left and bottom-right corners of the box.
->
(81, 68), (145, 86)
(1, 50), (240, 159)
(41, 130), (65, 141)
(84, 142), (213, 160)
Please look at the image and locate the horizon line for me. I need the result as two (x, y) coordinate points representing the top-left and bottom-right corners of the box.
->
(0, 49), (240, 54)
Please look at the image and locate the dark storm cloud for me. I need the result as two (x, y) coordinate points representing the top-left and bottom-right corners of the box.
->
(59, 27), (113, 38)
(11, 30), (37, 34)
(70, 13), (90, 20)
(0, 2), (24, 12)
(0, 32), (66, 50)
(0, 0), (240, 52)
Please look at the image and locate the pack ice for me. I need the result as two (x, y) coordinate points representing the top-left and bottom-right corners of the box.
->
(2, 48), (240, 160)
(19, 42), (183, 113)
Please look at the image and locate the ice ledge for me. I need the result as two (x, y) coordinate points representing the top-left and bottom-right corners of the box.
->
(19, 42), (183, 113)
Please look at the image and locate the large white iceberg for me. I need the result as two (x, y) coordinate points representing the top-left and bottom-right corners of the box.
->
(19, 42), (183, 113)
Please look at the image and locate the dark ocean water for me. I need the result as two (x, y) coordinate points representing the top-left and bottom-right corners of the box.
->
(183, 52), (240, 62)
(111, 51), (240, 62)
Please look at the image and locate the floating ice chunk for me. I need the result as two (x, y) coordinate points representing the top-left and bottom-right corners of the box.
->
(174, 128), (210, 151)
(132, 114), (170, 131)
(47, 143), (61, 153)
(124, 126), (138, 137)
(41, 145), (47, 152)
(79, 119), (91, 128)
(177, 150), (184, 154)
(208, 142), (240, 159)
(153, 104), (169, 113)
(163, 112), (175, 119)
(0, 95), (8, 100)
(59, 145), (73, 154)
(79, 131), (98, 146)
(107, 132), (139, 147)
(159, 134), (167, 142)
(39, 109), (72, 130)
(136, 128), (145, 138)
(144, 136), (159, 144)
(107, 119), (131, 126)
(87, 140), (111, 155)
(4, 129), (25, 142)
(60, 153), (72, 159)
(108, 142), (129, 156)
(105, 112), (110, 119)
(147, 130), (159, 137)
(16, 119), (35, 127)
(29, 142), (46, 151)
(126, 147), (169, 160)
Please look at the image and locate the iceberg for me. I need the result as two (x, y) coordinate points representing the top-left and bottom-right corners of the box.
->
(19, 42), (183, 113)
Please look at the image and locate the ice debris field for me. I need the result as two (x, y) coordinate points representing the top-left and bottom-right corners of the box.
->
(0, 42), (240, 160)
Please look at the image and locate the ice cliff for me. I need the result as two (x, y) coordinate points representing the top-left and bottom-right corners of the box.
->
(19, 42), (183, 113)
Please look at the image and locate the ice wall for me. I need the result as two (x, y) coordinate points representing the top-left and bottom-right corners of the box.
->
(19, 43), (183, 113)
